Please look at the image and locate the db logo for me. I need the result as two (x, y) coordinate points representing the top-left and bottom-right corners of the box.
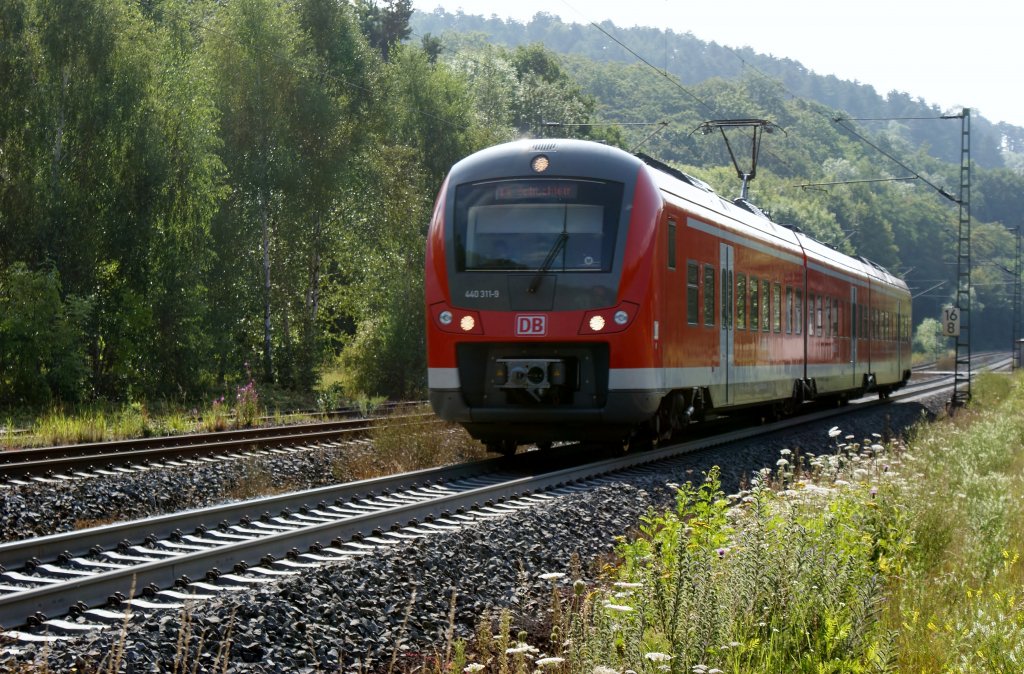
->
(515, 315), (547, 336)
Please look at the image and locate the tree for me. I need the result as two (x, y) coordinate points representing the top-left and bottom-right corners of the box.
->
(354, 0), (411, 62)
(206, 0), (307, 383)
(0, 264), (89, 405)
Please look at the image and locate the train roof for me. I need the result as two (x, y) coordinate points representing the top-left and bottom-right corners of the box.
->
(635, 150), (908, 294)
(448, 139), (907, 294)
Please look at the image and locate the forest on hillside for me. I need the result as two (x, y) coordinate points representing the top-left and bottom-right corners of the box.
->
(1, 0), (1023, 411)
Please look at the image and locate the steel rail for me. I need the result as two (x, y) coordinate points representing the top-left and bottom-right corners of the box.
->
(1, 414), (437, 482)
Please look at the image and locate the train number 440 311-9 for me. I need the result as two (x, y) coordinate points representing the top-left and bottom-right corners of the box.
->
(465, 289), (500, 298)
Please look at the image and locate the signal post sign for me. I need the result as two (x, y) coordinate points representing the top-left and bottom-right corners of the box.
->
(943, 306), (961, 337)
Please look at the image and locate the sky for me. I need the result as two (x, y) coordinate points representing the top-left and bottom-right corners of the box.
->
(412, 0), (1024, 129)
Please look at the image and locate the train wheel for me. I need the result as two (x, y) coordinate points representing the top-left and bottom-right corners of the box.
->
(487, 440), (518, 456)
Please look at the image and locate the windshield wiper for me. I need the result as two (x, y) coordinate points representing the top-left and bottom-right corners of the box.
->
(528, 230), (568, 294)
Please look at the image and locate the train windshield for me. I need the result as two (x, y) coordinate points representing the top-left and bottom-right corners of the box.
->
(454, 179), (624, 273)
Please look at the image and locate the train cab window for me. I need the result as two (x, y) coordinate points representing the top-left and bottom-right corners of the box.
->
(785, 287), (793, 334)
(704, 265), (716, 327)
(667, 219), (677, 270)
(772, 282), (782, 332)
(750, 276), (759, 331)
(761, 280), (770, 332)
(795, 289), (803, 335)
(454, 178), (623, 272)
(687, 262), (699, 325)
(736, 274), (747, 330)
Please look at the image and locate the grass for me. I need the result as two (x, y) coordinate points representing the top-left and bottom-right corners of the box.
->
(0, 381), (392, 450)
(339, 403), (488, 480)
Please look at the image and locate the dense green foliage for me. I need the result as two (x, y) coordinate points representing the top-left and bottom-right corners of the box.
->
(1, 3), (1022, 410)
(0, 0), (600, 407)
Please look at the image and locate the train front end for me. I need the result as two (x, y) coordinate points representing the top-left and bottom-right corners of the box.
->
(425, 139), (662, 451)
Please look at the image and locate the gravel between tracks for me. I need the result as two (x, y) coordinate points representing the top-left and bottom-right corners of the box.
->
(3, 394), (947, 672)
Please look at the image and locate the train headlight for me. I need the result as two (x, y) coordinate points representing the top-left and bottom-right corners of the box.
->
(531, 155), (550, 173)
(578, 302), (639, 335)
(431, 303), (483, 334)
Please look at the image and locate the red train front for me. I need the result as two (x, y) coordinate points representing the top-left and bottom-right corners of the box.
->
(425, 139), (912, 453)
(425, 139), (664, 452)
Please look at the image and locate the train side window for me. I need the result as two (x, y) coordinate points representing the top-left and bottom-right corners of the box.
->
(816, 295), (823, 337)
(772, 282), (782, 332)
(795, 289), (803, 335)
(761, 279), (770, 332)
(686, 262), (699, 325)
(750, 276), (759, 331)
(785, 287), (793, 334)
(704, 265), (716, 327)
(808, 293), (815, 335)
(825, 297), (831, 337)
(736, 274), (747, 330)
(667, 219), (677, 270)
(833, 298), (840, 336)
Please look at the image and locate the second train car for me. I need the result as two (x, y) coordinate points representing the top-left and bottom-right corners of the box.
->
(425, 139), (911, 453)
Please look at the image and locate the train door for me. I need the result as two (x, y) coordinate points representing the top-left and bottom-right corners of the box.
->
(897, 298), (903, 375)
(720, 243), (734, 405)
(850, 286), (858, 388)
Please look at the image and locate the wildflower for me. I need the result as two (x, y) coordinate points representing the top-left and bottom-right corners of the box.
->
(870, 486), (878, 498)
(645, 652), (672, 662)
(776, 458), (789, 467)
(716, 547), (729, 558)
(592, 668), (618, 674)
(536, 657), (565, 668)
(507, 642), (539, 655)
(871, 443), (884, 452)
(780, 448), (791, 456)
(464, 665), (485, 673)
(613, 581), (642, 588)
(539, 572), (565, 581)
(829, 426), (842, 438)
(603, 602), (633, 613)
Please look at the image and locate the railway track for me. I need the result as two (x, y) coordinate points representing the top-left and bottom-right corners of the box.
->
(0, 369), (962, 643)
(0, 405), (434, 484)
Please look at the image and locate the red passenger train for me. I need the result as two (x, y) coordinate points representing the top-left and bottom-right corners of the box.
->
(425, 139), (911, 453)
